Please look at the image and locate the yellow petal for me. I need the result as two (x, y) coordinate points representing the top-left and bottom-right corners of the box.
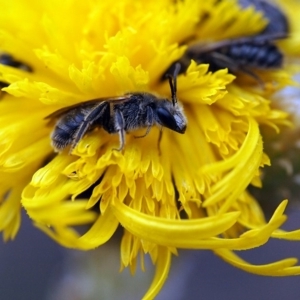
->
(215, 249), (300, 276)
(142, 246), (171, 300)
(35, 206), (119, 250)
(112, 199), (240, 243)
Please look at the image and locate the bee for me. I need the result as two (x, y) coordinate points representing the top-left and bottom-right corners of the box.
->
(46, 64), (187, 153)
(0, 53), (32, 89)
(164, 0), (288, 84)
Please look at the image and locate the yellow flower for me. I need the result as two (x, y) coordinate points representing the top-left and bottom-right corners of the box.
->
(275, 0), (300, 56)
(1, 0), (300, 299)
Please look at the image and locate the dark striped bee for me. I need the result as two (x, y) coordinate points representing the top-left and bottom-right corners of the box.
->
(46, 64), (186, 153)
(0, 54), (32, 89)
(164, 0), (288, 84)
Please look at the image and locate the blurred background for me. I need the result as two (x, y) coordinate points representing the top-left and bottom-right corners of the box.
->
(1, 206), (300, 300)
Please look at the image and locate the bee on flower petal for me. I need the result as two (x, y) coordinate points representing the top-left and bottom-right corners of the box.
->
(46, 64), (187, 153)
(164, 0), (288, 85)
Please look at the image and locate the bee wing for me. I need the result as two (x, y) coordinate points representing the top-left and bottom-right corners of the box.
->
(204, 52), (240, 70)
(186, 33), (285, 56)
(45, 95), (132, 120)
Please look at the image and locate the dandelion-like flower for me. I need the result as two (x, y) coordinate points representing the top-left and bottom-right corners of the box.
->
(1, 0), (300, 298)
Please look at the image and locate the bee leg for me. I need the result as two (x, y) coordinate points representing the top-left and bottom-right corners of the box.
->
(134, 125), (151, 138)
(208, 52), (265, 88)
(134, 106), (154, 138)
(157, 128), (163, 156)
(69, 102), (107, 154)
(113, 108), (126, 151)
(240, 67), (265, 89)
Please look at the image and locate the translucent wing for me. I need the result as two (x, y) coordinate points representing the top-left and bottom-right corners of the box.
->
(45, 95), (132, 120)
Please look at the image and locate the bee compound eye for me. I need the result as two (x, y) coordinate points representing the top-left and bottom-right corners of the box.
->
(156, 107), (179, 132)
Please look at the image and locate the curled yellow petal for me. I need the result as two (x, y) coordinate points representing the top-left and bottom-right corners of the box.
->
(272, 229), (300, 241)
(214, 249), (300, 276)
(142, 246), (171, 300)
(35, 206), (119, 250)
(202, 118), (263, 214)
(112, 200), (240, 243)
(114, 200), (286, 250)
(0, 187), (21, 241)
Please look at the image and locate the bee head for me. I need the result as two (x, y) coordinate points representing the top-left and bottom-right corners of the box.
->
(156, 63), (186, 133)
(156, 100), (186, 134)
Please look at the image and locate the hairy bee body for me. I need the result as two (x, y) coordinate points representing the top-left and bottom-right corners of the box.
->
(52, 106), (90, 150)
(163, 0), (288, 83)
(219, 42), (282, 69)
(191, 40), (283, 73)
(47, 64), (186, 153)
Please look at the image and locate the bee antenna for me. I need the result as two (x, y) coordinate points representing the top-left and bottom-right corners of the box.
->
(166, 63), (181, 106)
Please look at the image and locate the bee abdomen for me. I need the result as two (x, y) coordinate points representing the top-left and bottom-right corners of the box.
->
(226, 43), (283, 69)
(51, 126), (76, 150)
(51, 113), (85, 150)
